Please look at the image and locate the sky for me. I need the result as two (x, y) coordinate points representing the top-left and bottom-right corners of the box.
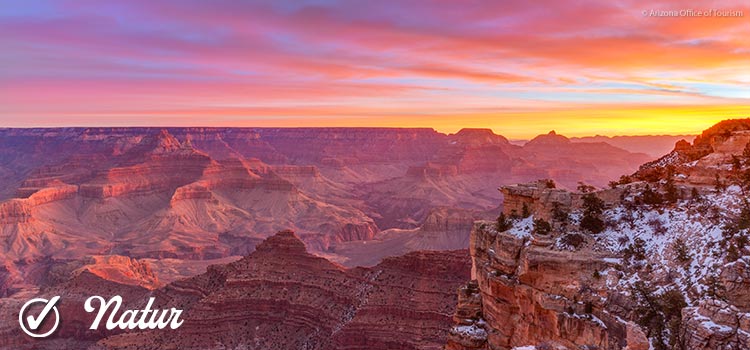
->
(0, 0), (748, 138)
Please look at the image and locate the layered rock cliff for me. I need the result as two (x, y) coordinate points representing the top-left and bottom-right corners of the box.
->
(446, 221), (645, 350)
(0, 231), (471, 350)
(0, 127), (656, 304)
(446, 119), (750, 350)
(108, 230), (471, 350)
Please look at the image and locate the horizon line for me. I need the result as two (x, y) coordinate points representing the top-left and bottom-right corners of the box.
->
(0, 125), (700, 139)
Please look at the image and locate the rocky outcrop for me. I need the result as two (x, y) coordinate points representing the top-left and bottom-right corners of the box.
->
(446, 222), (642, 350)
(0, 199), (32, 224)
(445, 220), (742, 350)
(0, 270), (149, 349)
(421, 207), (478, 233)
(333, 249), (471, 350)
(570, 135), (696, 158)
(0, 231), (469, 349)
(449, 119), (750, 349)
(500, 180), (572, 222)
(0, 127), (659, 293)
(682, 299), (750, 350)
(329, 207), (477, 267)
(446, 281), (485, 350)
(719, 258), (750, 312)
(73, 255), (160, 289)
(637, 118), (750, 185)
(0, 184), (78, 224)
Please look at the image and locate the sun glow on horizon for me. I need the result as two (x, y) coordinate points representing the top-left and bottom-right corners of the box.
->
(0, 0), (748, 137)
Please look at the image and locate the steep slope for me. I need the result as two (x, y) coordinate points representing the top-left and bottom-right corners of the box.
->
(447, 119), (750, 350)
(102, 231), (470, 350)
(329, 207), (480, 267)
(0, 127), (657, 290)
(0, 231), (471, 350)
(0, 130), (378, 294)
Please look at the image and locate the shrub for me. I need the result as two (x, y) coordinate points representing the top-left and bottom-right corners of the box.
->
(559, 233), (585, 249)
(611, 176), (632, 189)
(736, 232), (748, 251)
(580, 215), (605, 234)
(577, 182), (595, 193)
(551, 202), (569, 223)
(722, 202), (750, 262)
(732, 155), (743, 172)
(496, 212), (513, 232)
(618, 174), (632, 185)
(582, 192), (605, 214)
(664, 178), (680, 203)
(623, 238), (647, 262)
(672, 238), (691, 263)
(690, 187), (701, 202)
(542, 179), (556, 189)
(581, 192), (606, 234)
(631, 282), (687, 350)
(641, 184), (664, 206)
(649, 218), (667, 236)
(533, 218), (552, 235)
(727, 244), (740, 262)
(584, 301), (593, 314)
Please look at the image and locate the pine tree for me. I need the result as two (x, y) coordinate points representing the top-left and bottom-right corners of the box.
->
(533, 218), (552, 235)
(496, 212), (513, 232)
(672, 238), (691, 263)
(580, 193), (606, 234)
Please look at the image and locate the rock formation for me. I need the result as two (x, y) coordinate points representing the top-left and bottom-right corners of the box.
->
(330, 207), (480, 267)
(447, 119), (750, 350)
(446, 221), (644, 350)
(0, 126), (672, 350)
(0, 231), (471, 350)
(0, 126), (655, 292)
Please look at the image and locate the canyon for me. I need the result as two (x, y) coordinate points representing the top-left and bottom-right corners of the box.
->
(0, 230), (472, 349)
(0, 127), (653, 294)
(5, 124), (747, 350)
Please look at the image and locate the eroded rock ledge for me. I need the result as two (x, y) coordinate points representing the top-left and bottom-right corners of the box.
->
(447, 174), (750, 349)
(446, 221), (647, 350)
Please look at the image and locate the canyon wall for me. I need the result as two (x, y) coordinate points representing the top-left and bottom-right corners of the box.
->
(446, 222), (645, 350)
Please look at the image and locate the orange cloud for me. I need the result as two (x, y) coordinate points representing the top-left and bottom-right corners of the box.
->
(0, 0), (748, 137)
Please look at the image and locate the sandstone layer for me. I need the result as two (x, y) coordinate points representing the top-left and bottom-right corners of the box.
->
(0, 231), (471, 350)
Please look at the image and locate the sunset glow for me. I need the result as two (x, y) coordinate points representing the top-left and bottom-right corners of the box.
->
(1, 0), (748, 138)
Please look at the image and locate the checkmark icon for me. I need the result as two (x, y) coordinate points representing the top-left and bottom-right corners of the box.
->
(19, 296), (61, 338)
(26, 296), (60, 330)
